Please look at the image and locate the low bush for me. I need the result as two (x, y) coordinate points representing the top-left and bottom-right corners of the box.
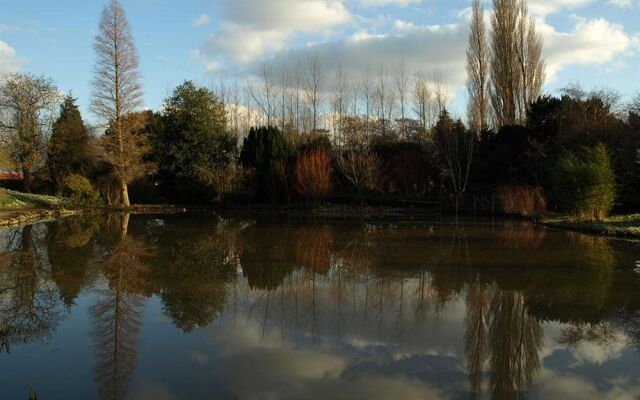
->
(293, 150), (332, 201)
(549, 143), (615, 221)
(496, 186), (547, 217)
(63, 174), (102, 207)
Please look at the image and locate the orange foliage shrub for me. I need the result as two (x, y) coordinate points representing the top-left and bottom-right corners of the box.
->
(293, 150), (332, 200)
(496, 186), (547, 217)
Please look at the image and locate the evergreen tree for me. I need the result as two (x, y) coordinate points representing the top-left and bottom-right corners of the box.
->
(240, 126), (295, 202)
(48, 95), (90, 194)
(158, 81), (238, 203)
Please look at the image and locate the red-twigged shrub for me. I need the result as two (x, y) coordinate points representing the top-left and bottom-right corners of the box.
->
(496, 186), (547, 217)
(293, 150), (332, 200)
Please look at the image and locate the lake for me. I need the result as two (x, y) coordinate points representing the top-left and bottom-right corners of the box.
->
(0, 213), (639, 399)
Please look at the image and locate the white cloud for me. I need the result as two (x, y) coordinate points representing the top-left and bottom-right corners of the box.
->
(537, 368), (640, 400)
(252, 21), (467, 91)
(357, 0), (423, 7)
(0, 40), (24, 74)
(542, 17), (640, 81)
(192, 14), (210, 27)
(202, 0), (351, 64)
(528, 0), (593, 16)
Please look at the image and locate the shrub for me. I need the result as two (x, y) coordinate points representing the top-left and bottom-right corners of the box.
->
(496, 186), (547, 217)
(549, 143), (615, 221)
(334, 150), (380, 194)
(293, 150), (332, 201)
(63, 174), (102, 207)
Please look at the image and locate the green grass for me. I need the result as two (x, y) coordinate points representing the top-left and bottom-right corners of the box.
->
(0, 189), (65, 209)
(541, 214), (640, 238)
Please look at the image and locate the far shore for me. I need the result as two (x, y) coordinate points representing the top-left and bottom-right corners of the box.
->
(0, 199), (638, 241)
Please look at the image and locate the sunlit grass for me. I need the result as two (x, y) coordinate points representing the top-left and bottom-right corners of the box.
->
(0, 189), (65, 209)
(542, 214), (640, 238)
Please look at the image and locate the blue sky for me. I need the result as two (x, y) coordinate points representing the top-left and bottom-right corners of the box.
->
(1, 0), (639, 121)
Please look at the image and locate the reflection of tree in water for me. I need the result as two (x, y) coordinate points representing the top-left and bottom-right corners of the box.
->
(559, 322), (622, 348)
(91, 214), (149, 400)
(240, 225), (296, 291)
(0, 225), (64, 353)
(488, 289), (543, 400)
(497, 221), (547, 249)
(150, 217), (240, 333)
(465, 280), (488, 399)
(294, 225), (333, 274)
(48, 217), (100, 306)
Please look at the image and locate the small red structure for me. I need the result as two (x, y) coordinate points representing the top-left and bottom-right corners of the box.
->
(0, 170), (23, 181)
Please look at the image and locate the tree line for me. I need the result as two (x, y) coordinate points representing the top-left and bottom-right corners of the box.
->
(0, 0), (638, 220)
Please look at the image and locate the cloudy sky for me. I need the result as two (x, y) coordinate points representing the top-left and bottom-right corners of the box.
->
(1, 0), (639, 118)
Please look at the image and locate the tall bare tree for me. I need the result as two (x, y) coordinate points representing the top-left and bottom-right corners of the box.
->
(333, 63), (347, 147)
(304, 55), (323, 133)
(394, 59), (409, 139)
(490, 0), (545, 127)
(360, 68), (373, 137)
(412, 74), (432, 137)
(467, 0), (490, 134)
(248, 64), (276, 127)
(0, 73), (60, 192)
(376, 62), (395, 136)
(490, 0), (519, 127)
(91, 0), (147, 206)
(515, 0), (545, 118)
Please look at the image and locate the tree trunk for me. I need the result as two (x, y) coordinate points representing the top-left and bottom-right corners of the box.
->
(119, 179), (130, 207)
(22, 165), (32, 193)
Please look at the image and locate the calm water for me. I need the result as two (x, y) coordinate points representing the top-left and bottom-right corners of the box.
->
(0, 213), (639, 400)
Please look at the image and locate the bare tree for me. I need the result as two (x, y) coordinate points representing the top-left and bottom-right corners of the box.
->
(376, 62), (395, 136)
(466, 0), (490, 134)
(279, 64), (289, 135)
(294, 59), (303, 135)
(333, 63), (347, 147)
(91, 0), (148, 206)
(249, 64), (276, 126)
(360, 68), (373, 137)
(304, 55), (323, 133)
(433, 72), (448, 116)
(0, 73), (60, 192)
(394, 59), (409, 139)
(412, 74), (432, 137)
(433, 111), (475, 204)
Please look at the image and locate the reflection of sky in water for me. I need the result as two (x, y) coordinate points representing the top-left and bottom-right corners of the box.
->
(0, 215), (639, 399)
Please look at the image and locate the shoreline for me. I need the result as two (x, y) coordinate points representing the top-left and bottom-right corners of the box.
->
(538, 215), (640, 239)
(0, 204), (638, 240)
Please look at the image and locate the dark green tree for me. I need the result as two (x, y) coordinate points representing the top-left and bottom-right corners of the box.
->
(157, 81), (238, 203)
(240, 126), (295, 202)
(47, 95), (90, 195)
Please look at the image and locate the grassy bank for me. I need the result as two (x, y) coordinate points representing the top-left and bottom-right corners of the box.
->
(540, 214), (640, 238)
(0, 189), (64, 209)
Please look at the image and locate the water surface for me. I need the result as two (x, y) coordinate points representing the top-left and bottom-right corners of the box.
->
(0, 213), (639, 399)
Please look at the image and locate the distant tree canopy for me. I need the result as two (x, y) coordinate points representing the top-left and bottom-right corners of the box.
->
(48, 95), (90, 194)
(156, 81), (238, 203)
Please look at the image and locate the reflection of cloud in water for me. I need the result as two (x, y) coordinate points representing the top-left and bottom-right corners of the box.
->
(209, 319), (452, 400)
(570, 338), (626, 366)
(536, 369), (640, 400)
